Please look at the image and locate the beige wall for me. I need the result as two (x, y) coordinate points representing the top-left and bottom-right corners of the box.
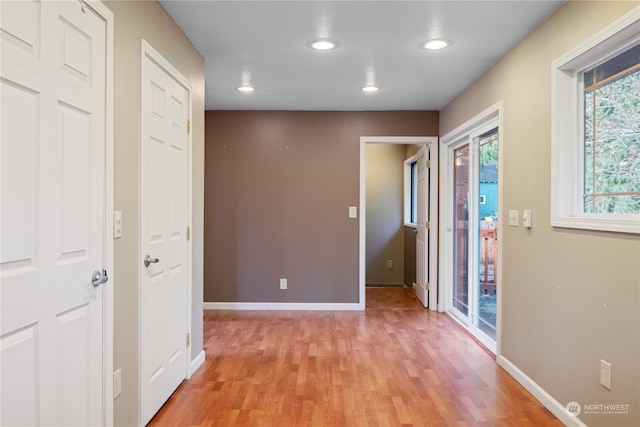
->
(204, 111), (438, 303)
(366, 144), (406, 286)
(440, 2), (639, 426)
(104, 1), (205, 425)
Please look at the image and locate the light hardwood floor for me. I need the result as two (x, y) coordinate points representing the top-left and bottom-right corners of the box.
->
(148, 288), (562, 426)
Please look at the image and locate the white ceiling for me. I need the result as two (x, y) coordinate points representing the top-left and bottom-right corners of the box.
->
(159, 1), (564, 111)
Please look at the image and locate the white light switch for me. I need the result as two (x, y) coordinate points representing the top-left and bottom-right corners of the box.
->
(114, 211), (123, 238)
(349, 206), (357, 218)
(523, 210), (532, 228)
(508, 210), (518, 227)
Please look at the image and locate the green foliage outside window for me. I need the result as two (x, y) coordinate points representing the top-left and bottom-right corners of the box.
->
(583, 45), (640, 214)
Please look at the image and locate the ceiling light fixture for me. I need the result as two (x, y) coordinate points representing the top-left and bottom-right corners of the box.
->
(310, 40), (337, 50)
(362, 86), (379, 93)
(423, 39), (448, 50)
(237, 86), (254, 92)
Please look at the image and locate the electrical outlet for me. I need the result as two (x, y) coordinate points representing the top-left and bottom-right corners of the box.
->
(600, 359), (611, 390)
(280, 278), (287, 290)
(113, 368), (122, 399)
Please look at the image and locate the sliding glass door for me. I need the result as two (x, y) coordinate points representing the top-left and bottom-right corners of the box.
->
(442, 110), (500, 352)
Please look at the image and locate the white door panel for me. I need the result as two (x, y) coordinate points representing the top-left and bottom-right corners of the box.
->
(1, 1), (108, 425)
(415, 146), (428, 307)
(141, 43), (190, 425)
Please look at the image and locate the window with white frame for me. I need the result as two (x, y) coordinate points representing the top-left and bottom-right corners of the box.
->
(551, 7), (640, 234)
(404, 155), (419, 225)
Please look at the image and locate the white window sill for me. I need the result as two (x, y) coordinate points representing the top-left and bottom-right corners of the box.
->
(552, 214), (640, 235)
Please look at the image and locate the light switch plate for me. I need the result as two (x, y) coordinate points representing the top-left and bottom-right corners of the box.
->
(349, 206), (357, 218)
(523, 210), (532, 228)
(600, 359), (612, 390)
(508, 210), (519, 227)
(113, 211), (123, 238)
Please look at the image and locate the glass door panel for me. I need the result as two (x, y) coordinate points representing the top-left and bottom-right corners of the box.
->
(475, 130), (498, 340)
(452, 145), (469, 317)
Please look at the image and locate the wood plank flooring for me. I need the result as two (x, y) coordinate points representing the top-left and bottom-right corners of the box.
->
(148, 288), (562, 426)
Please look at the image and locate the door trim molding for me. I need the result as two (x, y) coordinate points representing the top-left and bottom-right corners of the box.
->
(359, 136), (439, 311)
(85, 1), (114, 424)
(138, 39), (194, 425)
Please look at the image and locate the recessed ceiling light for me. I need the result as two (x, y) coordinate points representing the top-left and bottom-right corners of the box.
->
(423, 39), (448, 50)
(237, 86), (254, 92)
(310, 40), (337, 51)
(362, 86), (379, 92)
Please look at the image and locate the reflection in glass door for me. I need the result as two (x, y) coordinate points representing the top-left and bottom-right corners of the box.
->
(476, 130), (498, 340)
(452, 145), (469, 317)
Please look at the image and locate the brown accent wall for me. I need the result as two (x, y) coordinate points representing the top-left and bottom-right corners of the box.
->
(205, 111), (438, 303)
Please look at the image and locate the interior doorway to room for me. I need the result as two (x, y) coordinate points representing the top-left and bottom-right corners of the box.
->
(359, 137), (438, 310)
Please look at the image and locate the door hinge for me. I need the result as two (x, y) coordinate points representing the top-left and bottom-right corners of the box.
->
(187, 118), (191, 134)
(425, 221), (431, 229)
(426, 160), (431, 168)
(426, 282), (430, 290)
(186, 226), (191, 241)
(186, 333), (190, 348)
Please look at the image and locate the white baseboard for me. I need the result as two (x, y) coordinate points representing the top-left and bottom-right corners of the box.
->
(497, 355), (587, 427)
(203, 302), (362, 311)
(188, 350), (205, 378)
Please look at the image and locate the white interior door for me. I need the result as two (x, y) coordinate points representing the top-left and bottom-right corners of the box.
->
(1, 1), (109, 425)
(415, 146), (429, 307)
(140, 41), (190, 425)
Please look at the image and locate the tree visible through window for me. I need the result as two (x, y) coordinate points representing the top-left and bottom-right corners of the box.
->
(583, 43), (640, 214)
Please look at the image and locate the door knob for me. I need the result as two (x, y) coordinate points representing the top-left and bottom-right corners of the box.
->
(91, 269), (108, 287)
(144, 255), (159, 268)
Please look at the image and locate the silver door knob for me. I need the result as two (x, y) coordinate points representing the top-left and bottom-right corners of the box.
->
(144, 255), (159, 268)
(91, 269), (108, 287)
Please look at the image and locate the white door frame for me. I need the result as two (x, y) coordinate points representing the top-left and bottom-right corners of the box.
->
(439, 102), (503, 355)
(359, 136), (439, 310)
(138, 39), (193, 424)
(94, 1), (114, 423)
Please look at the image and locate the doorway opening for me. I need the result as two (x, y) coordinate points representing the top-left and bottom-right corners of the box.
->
(359, 136), (438, 311)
